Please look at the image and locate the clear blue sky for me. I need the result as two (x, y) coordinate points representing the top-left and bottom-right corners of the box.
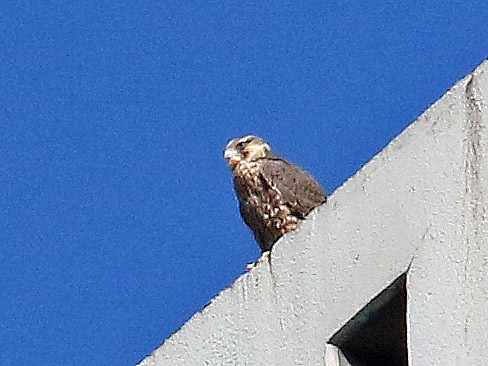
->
(1, 1), (487, 365)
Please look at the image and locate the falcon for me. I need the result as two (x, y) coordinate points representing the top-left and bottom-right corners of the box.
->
(223, 135), (327, 253)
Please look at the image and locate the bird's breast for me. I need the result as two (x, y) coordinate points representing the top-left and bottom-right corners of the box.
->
(232, 161), (297, 234)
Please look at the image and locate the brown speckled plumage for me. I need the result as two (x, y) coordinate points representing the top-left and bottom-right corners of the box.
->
(224, 135), (327, 252)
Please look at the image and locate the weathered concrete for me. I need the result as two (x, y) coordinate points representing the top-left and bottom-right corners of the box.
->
(138, 59), (488, 366)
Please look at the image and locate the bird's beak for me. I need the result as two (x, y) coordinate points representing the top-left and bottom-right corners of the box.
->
(224, 147), (241, 167)
(223, 148), (238, 160)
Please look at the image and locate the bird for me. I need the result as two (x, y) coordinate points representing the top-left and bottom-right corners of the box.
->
(223, 135), (327, 255)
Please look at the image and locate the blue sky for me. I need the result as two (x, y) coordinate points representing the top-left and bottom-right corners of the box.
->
(1, 1), (487, 365)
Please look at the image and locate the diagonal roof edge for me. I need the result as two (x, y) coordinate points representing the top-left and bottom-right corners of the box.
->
(139, 57), (488, 366)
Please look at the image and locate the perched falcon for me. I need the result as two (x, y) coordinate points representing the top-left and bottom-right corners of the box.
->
(224, 135), (327, 252)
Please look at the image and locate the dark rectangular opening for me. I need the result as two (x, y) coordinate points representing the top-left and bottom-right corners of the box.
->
(329, 273), (407, 366)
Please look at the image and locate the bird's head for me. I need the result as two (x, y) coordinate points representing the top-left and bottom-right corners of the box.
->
(223, 135), (270, 168)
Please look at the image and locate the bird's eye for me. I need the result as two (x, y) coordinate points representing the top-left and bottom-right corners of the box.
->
(236, 138), (253, 151)
(236, 141), (247, 151)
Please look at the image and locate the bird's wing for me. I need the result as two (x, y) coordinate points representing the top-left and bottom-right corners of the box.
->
(260, 158), (326, 218)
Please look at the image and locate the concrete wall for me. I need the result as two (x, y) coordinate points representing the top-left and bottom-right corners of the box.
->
(138, 59), (488, 366)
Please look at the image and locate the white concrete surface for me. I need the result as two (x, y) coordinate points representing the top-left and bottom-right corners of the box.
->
(324, 344), (352, 366)
(138, 58), (488, 366)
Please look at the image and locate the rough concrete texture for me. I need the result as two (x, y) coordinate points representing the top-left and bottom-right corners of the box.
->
(138, 59), (488, 366)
